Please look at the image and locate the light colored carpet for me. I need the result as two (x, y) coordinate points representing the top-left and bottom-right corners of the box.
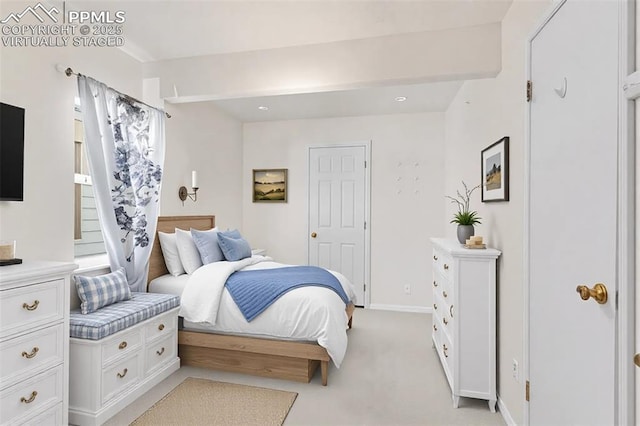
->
(107, 309), (506, 425)
(131, 377), (297, 426)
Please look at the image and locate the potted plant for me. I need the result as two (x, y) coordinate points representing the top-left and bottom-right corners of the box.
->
(446, 181), (482, 244)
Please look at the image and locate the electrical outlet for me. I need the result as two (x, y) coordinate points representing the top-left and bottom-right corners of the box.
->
(404, 284), (411, 294)
(512, 359), (519, 382)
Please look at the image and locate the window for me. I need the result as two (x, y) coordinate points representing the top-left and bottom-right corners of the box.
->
(74, 100), (106, 257)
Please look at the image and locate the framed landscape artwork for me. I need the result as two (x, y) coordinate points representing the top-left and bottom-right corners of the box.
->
(253, 169), (288, 203)
(481, 136), (509, 202)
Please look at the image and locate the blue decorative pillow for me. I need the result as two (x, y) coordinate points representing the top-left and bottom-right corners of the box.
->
(74, 267), (131, 314)
(217, 230), (252, 261)
(191, 227), (225, 265)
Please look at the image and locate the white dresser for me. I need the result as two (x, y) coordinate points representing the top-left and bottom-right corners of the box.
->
(430, 238), (500, 412)
(0, 261), (77, 426)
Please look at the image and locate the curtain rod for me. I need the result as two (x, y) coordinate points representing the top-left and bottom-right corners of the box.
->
(63, 67), (171, 119)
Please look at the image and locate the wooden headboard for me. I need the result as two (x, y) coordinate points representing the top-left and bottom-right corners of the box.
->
(147, 215), (215, 285)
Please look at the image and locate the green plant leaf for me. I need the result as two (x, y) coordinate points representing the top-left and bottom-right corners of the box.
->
(450, 210), (482, 225)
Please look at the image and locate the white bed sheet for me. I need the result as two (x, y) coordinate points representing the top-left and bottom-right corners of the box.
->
(148, 256), (356, 367)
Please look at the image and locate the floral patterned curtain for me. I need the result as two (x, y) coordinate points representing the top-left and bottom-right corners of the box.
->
(78, 75), (165, 292)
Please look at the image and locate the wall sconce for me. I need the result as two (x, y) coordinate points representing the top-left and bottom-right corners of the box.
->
(179, 171), (199, 205)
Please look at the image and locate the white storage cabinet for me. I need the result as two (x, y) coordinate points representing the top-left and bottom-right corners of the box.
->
(0, 261), (77, 426)
(430, 238), (500, 412)
(69, 306), (179, 426)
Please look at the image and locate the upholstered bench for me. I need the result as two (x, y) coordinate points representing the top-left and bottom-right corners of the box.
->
(68, 292), (181, 426)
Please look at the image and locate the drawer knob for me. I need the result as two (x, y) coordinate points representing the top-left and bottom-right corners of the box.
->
(118, 341), (127, 350)
(443, 264), (449, 270)
(433, 324), (437, 331)
(442, 290), (448, 298)
(22, 300), (39, 311)
(443, 317), (449, 325)
(433, 303), (438, 310)
(450, 305), (454, 318)
(433, 280), (438, 288)
(443, 344), (449, 358)
(21, 347), (39, 359)
(117, 368), (128, 379)
(433, 255), (438, 261)
(158, 324), (165, 331)
(156, 347), (165, 356)
(20, 391), (37, 404)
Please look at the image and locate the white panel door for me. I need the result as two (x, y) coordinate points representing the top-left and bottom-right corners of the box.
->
(309, 146), (366, 306)
(528, 1), (618, 424)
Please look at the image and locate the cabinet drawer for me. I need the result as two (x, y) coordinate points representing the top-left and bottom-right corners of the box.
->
(438, 331), (454, 384)
(23, 402), (63, 426)
(102, 328), (142, 365)
(0, 323), (64, 387)
(0, 365), (63, 425)
(144, 309), (177, 343)
(145, 333), (176, 375)
(102, 353), (141, 404)
(432, 249), (453, 278)
(0, 280), (64, 339)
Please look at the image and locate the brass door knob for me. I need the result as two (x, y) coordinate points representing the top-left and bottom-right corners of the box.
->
(576, 283), (608, 304)
(311, 232), (317, 238)
(634, 353), (640, 367)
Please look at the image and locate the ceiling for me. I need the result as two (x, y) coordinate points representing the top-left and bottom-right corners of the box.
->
(72, 0), (513, 122)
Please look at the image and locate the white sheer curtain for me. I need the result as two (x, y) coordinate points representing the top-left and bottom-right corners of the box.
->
(78, 75), (165, 292)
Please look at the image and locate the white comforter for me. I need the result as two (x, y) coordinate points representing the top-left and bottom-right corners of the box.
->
(179, 256), (356, 367)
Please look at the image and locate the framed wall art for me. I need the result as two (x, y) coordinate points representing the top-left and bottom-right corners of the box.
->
(481, 136), (509, 202)
(252, 169), (288, 203)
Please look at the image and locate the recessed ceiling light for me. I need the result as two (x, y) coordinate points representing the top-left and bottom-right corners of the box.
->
(395, 96), (407, 102)
(258, 106), (269, 111)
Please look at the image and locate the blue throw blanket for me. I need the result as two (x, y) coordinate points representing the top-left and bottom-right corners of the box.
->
(225, 266), (350, 322)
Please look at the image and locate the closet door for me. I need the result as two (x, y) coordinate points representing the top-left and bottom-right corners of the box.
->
(528, 0), (618, 424)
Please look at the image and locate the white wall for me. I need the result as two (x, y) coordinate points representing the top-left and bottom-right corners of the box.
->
(160, 102), (243, 231)
(242, 113), (445, 309)
(443, 0), (551, 423)
(0, 27), (143, 262)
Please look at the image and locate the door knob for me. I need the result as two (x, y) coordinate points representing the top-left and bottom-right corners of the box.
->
(576, 283), (608, 304)
(311, 232), (317, 238)
(634, 353), (640, 367)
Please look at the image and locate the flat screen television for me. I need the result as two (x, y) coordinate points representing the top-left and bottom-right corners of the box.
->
(0, 102), (25, 201)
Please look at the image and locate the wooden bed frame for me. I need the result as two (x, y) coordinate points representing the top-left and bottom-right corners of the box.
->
(148, 215), (354, 386)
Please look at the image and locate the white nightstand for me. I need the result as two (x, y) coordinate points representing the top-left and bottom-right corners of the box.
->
(251, 248), (266, 256)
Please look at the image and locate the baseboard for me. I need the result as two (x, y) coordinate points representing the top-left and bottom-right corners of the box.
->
(368, 304), (431, 314)
(497, 394), (516, 426)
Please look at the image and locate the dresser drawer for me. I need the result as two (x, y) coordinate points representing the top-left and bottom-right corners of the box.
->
(102, 353), (141, 404)
(432, 249), (453, 278)
(0, 323), (64, 387)
(23, 402), (63, 426)
(438, 331), (454, 385)
(0, 280), (64, 339)
(102, 328), (143, 366)
(145, 333), (176, 375)
(144, 309), (177, 343)
(0, 365), (63, 425)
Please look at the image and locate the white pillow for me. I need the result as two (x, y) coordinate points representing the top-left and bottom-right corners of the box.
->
(158, 231), (185, 277)
(175, 228), (203, 274)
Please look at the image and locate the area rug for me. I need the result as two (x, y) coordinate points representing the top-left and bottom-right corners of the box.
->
(131, 377), (298, 426)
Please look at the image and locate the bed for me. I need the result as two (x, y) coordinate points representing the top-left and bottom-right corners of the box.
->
(147, 215), (355, 385)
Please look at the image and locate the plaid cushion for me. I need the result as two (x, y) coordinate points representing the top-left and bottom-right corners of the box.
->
(74, 267), (131, 314)
(70, 292), (180, 340)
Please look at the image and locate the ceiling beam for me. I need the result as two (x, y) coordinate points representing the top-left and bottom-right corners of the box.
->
(143, 23), (502, 103)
